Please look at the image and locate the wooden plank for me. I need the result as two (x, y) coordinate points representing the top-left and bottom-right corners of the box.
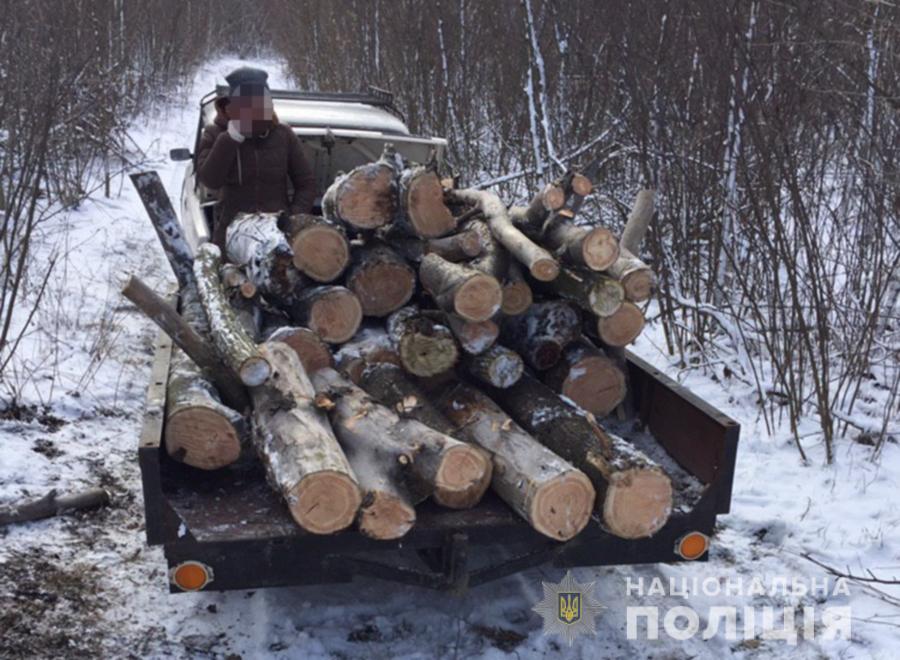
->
(139, 327), (173, 449)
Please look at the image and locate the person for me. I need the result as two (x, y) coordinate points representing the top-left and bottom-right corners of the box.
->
(196, 67), (317, 250)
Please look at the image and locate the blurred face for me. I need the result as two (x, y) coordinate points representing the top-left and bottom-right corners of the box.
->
(227, 88), (273, 135)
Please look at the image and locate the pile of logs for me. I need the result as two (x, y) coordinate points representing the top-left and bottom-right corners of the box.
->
(125, 149), (673, 544)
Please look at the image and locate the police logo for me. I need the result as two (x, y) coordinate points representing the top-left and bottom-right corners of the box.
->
(533, 571), (605, 645)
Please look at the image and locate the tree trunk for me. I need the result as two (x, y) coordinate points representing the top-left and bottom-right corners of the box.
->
(279, 212), (350, 283)
(533, 266), (624, 317)
(289, 285), (362, 344)
(345, 242), (416, 317)
(251, 343), (361, 534)
(485, 373), (673, 539)
(463, 344), (523, 388)
(419, 252), (502, 322)
(500, 301), (581, 370)
(262, 326), (333, 374)
(165, 347), (244, 470)
(121, 275), (250, 411)
(194, 243), (272, 386)
(225, 212), (306, 303)
(449, 188), (559, 281)
(386, 306), (459, 377)
(322, 146), (398, 230)
(438, 384), (595, 541)
(313, 369), (492, 512)
(542, 339), (627, 417)
(398, 166), (457, 237)
(589, 301), (646, 347)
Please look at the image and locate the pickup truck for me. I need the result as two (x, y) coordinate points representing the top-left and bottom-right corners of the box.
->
(146, 87), (740, 593)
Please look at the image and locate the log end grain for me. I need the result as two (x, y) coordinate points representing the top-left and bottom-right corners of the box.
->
(500, 280), (533, 316)
(529, 257), (560, 282)
(291, 225), (350, 282)
(570, 173), (594, 197)
(357, 491), (417, 540)
(338, 165), (396, 229)
(454, 273), (503, 322)
(407, 170), (456, 238)
(530, 470), (595, 541)
(239, 355), (273, 387)
(348, 261), (415, 317)
(621, 269), (655, 303)
(308, 289), (363, 344)
(587, 276), (625, 318)
(559, 355), (627, 417)
(268, 327), (334, 374)
(164, 408), (242, 471)
(596, 302), (645, 347)
(398, 330), (459, 377)
(602, 468), (673, 539)
(432, 444), (492, 509)
(582, 227), (620, 271)
(288, 470), (362, 534)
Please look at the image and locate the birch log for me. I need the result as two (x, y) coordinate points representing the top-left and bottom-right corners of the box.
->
(194, 243), (272, 386)
(313, 368), (492, 512)
(251, 343), (361, 534)
(225, 212), (306, 302)
(486, 373), (673, 539)
(438, 384), (594, 541)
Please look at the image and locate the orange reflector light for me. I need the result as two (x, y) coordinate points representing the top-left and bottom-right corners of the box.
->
(675, 532), (709, 560)
(170, 561), (213, 591)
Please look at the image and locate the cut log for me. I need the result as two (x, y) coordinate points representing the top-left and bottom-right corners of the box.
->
(449, 188), (559, 281)
(165, 347), (243, 470)
(194, 243), (272, 386)
(290, 285), (362, 344)
(607, 248), (655, 302)
(262, 326), (333, 374)
(398, 166), (457, 238)
(334, 329), (401, 383)
(251, 342), (361, 534)
(121, 275), (250, 411)
(463, 344), (524, 388)
(279, 213), (350, 283)
(356, 361), (457, 434)
(533, 266), (624, 317)
(345, 242), (416, 317)
(313, 368), (492, 512)
(466, 220), (533, 316)
(500, 301), (581, 370)
(446, 314), (499, 355)
(542, 339), (627, 416)
(386, 306), (459, 377)
(225, 212), (306, 303)
(604, 186), (657, 304)
(570, 173), (594, 197)
(438, 384), (594, 541)
(322, 146), (398, 230)
(509, 182), (567, 234)
(130, 171), (195, 292)
(485, 373), (673, 539)
(219, 263), (257, 298)
(419, 253), (502, 322)
(591, 301), (645, 347)
(544, 222), (619, 272)
(388, 228), (483, 263)
(0, 488), (110, 526)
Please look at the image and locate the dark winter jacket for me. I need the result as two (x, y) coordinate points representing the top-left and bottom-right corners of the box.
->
(196, 102), (317, 250)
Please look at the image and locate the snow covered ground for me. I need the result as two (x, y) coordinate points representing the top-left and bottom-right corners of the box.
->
(1, 56), (898, 659)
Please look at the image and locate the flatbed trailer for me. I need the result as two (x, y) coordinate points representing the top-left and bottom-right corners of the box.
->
(138, 327), (739, 593)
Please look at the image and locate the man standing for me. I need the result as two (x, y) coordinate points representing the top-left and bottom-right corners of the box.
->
(196, 67), (316, 250)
